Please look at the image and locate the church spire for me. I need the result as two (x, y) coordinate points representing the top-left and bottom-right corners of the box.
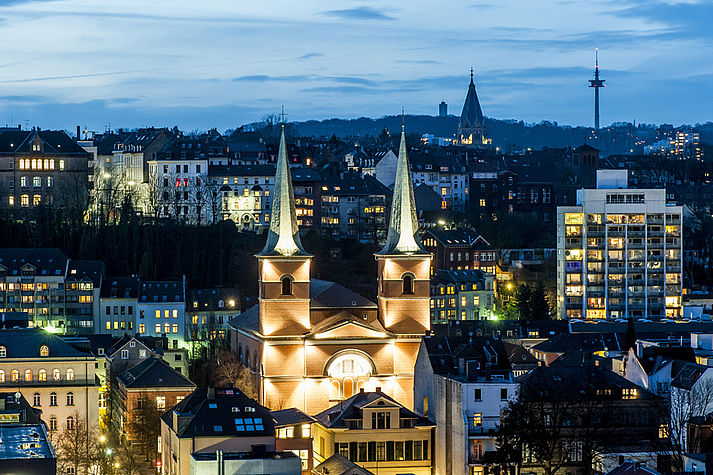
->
(377, 121), (427, 255)
(258, 126), (307, 257)
(460, 67), (484, 129)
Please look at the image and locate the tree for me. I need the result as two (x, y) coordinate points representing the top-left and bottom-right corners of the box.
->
(128, 393), (162, 463)
(213, 349), (258, 400)
(515, 284), (532, 320)
(667, 376), (713, 471)
(624, 318), (637, 351)
(54, 412), (100, 475)
(530, 283), (554, 320)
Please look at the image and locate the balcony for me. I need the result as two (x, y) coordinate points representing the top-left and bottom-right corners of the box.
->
(467, 416), (501, 436)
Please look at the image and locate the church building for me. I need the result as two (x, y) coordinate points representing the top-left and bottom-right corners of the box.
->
(458, 69), (491, 147)
(229, 125), (431, 414)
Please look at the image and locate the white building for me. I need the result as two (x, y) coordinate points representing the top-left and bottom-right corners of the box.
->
(414, 335), (517, 475)
(136, 280), (186, 349)
(97, 277), (139, 336)
(557, 170), (683, 320)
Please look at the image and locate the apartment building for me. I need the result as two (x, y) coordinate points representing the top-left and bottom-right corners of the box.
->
(557, 170), (683, 320)
(430, 269), (495, 323)
(0, 249), (102, 333)
(136, 280), (186, 349)
(0, 328), (99, 433)
(98, 276), (139, 336)
(414, 335), (516, 475)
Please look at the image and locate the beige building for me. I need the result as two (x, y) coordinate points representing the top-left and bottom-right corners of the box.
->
(230, 126), (431, 414)
(557, 170), (683, 320)
(312, 390), (434, 475)
(0, 328), (99, 433)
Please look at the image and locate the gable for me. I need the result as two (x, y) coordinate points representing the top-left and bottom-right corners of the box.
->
(312, 321), (389, 340)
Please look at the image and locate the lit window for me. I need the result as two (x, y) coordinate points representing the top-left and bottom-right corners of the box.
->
(53, 369), (61, 381)
(21, 194), (29, 207)
(155, 324), (161, 334)
(39, 345), (49, 357)
(0, 346), (6, 357)
(156, 396), (166, 409)
(66, 368), (74, 381)
(8, 196), (14, 206)
(11, 370), (19, 382)
(301, 424), (311, 438)
(24, 369), (33, 381)
(172, 324), (178, 333)
(39, 369), (47, 381)
(155, 310), (160, 319)
(172, 309), (177, 319)
(59, 160), (65, 171)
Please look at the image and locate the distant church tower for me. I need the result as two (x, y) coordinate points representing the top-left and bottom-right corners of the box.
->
(458, 68), (490, 146)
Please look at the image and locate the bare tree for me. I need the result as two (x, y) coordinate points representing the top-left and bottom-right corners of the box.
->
(667, 376), (713, 471)
(128, 392), (162, 463)
(54, 411), (100, 475)
(213, 349), (258, 400)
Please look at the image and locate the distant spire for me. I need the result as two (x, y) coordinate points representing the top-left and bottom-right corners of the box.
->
(377, 122), (427, 255)
(258, 127), (307, 257)
(470, 67), (474, 82)
(460, 68), (484, 129)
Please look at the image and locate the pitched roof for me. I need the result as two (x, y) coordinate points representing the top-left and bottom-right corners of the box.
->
(0, 248), (67, 276)
(66, 260), (104, 285)
(425, 228), (486, 247)
(101, 276), (140, 299)
(0, 392), (54, 461)
(0, 328), (92, 359)
(116, 356), (195, 389)
(0, 129), (89, 156)
(605, 462), (659, 475)
(138, 281), (184, 303)
(187, 288), (239, 312)
(421, 335), (512, 379)
(314, 390), (433, 429)
(161, 387), (274, 438)
(460, 71), (485, 129)
(314, 453), (374, 475)
(433, 269), (487, 286)
(310, 279), (376, 309)
(532, 333), (622, 354)
(270, 408), (316, 427)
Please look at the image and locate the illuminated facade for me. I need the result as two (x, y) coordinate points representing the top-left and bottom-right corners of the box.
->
(458, 69), (491, 147)
(557, 170), (683, 320)
(230, 126), (430, 414)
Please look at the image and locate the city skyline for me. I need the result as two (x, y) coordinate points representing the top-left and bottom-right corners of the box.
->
(0, 0), (711, 131)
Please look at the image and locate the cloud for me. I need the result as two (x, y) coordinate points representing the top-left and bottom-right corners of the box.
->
(609, 0), (713, 41)
(0, 70), (151, 83)
(296, 53), (324, 61)
(301, 85), (377, 94)
(322, 6), (395, 21)
(232, 75), (312, 83)
(396, 59), (441, 65)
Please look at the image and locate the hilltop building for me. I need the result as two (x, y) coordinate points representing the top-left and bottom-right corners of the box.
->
(229, 125), (431, 413)
(458, 69), (490, 147)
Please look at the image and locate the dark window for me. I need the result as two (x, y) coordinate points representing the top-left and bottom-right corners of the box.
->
(474, 388), (482, 400)
(281, 276), (292, 296)
(368, 441), (376, 462)
(405, 440), (413, 460)
(501, 388), (508, 400)
(105, 306), (110, 315)
(403, 275), (414, 294)
(386, 441), (395, 461)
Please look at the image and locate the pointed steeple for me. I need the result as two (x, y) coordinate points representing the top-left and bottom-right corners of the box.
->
(258, 126), (308, 257)
(377, 122), (427, 255)
(460, 68), (484, 129)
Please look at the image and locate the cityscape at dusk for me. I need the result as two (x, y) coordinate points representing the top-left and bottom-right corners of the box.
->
(1, 2), (713, 475)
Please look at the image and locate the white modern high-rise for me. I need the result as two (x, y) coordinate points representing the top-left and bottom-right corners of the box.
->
(557, 170), (683, 320)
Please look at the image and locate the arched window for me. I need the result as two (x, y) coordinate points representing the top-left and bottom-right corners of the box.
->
(50, 392), (57, 406)
(0, 346), (6, 357)
(330, 380), (341, 400)
(253, 351), (258, 371)
(402, 274), (414, 294)
(11, 370), (19, 382)
(66, 369), (74, 381)
(49, 416), (57, 431)
(39, 369), (47, 382)
(66, 416), (75, 430)
(0, 370), (4, 383)
(33, 393), (40, 406)
(52, 369), (61, 381)
(281, 275), (293, 296)
(245, 350), (250, 368)
(39, 345), (49, 357)
(67, 392), (74, 406)
(24, 369), (32, 381)
(343, 378), (354, 399)
(238, 345), (243, 363)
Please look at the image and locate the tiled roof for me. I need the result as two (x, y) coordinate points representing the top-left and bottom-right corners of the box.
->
(161, 387), (273, 438)
(314, 390), (433, 429)
(0, 249), (67, 276)
(270, 408), (316, 427)
(0, 328), (92, 358)
(139, 281), (184, 303)
(116, 356), (195, 389)
(187, 288), (239, 312)
(310, 279), (376, 309)
(422, 335), (512, 377)
(101, 276), (140, 299)
(0, 129), (89, 155)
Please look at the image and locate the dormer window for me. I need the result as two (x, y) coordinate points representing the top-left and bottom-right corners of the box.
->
(402, 274), (414, 295)
(281, 275), (293, 296)
(39, 345), (49, 357)
(0, 346), (6, 357)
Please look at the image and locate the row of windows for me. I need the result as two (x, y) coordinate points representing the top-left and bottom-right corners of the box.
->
(105, 320), (134, 331)
(0, 345), (50, 358)
(12, 176), (54, 188)
(33, 391), (74, 407)
(0, 368), (74, 382)
(48, 415), (75, 431)
(18, 159), (64, 170)
(8, 194), (47, 207)
(335, 440), (429, 462)
(106, 305), (134, 316)
(154, 323), (180, 334)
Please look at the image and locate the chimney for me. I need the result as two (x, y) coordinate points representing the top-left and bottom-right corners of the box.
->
(359, 388), (365, 393)
(76, 125), (81, 140)
(375, 386), (382, 393)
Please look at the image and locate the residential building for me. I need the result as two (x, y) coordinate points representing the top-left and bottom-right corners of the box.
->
(313, 390), (435, 475)
(113, 356), (195, 442)
(430, 270), (495, 323)
(557, 169), (684, 319)
(187, 288), (240, 342)
(230, 127), (430, 413)
(137, 279), (187, 348)
(422, 229), (495, 275)
(0, 249), (103, 333)
(272, 408), (317, 473)
(470, 167), (555, 222)
(414, 335), (516, 475)
(99, 276), (139, 336)
(160, 387), (279, 475)
(320, 170), (391, 241)
(224, 130), (268, 165)
(190, 448), (301, 475)
(0, 128), (91, 215)
(0, 392), (56, 475)
(410, 153), (469, 211)
(0, 328), (100, 433)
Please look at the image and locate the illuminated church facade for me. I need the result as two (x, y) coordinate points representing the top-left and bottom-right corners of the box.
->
(229, 125), (430, 414)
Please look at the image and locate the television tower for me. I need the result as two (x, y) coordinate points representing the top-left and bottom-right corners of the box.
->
(588, 48), (605, 130)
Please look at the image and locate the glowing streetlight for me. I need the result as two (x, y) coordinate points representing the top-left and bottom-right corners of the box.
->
(106, 448), (112, 456)
(99, 435), (106, 443)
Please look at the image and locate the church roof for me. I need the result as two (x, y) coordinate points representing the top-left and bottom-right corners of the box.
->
(460, 69), (485, 129)
(310, 279), (376, 309)
(376, 127), (427, 256)
(257, 127), (309, 257)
